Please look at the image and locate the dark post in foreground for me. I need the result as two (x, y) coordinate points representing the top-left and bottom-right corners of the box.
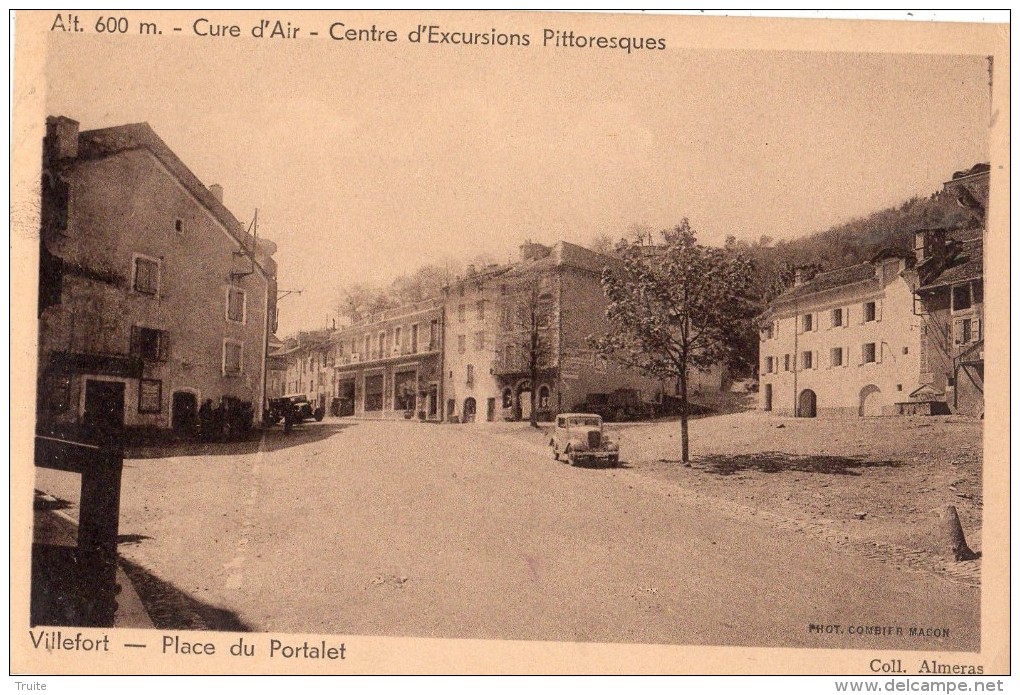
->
(935, 504), (979, 562)
(35, 435), (124, 626)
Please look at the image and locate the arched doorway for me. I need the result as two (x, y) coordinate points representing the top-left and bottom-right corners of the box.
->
(516, 381), (532, 421)
(463, 397), (477, 423)
(859, 384), (882, 417)
(797, 389), (817, 418)
(172, 391), (198, 433)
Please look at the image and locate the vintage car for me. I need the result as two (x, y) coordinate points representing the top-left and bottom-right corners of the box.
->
(550, 413), (619, 467)
(268, 394), (324, 424)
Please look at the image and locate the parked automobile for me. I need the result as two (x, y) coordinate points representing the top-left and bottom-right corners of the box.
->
(550, 413), (619, 467)
(268, 394), (324, 425)
(577, 388), (653, 422)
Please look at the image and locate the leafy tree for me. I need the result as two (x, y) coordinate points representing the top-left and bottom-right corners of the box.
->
(496, 273), (554, 427)
(590, 219), (754, 464)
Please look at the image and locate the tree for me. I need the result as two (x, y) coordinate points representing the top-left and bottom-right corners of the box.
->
(589, 219), (754, 464)
(497, 272), (555, 427)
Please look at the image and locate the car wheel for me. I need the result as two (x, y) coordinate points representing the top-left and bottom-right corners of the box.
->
(314, 408), (325, 422)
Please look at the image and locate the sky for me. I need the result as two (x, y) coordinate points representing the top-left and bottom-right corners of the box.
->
(41, 11), (993, 336)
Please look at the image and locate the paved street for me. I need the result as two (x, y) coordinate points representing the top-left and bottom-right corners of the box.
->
(34, 420), (980, 650)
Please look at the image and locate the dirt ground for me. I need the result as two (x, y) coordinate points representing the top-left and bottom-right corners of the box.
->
(506, 408), (983, 587)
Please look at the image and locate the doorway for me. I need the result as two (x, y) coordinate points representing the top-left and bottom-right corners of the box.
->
(463, 397), (477, 423)
(797, 389), (817, 418)
(172, 391), (198, 433)
(83, 380), (125, 436)
(859, 384), (882, 417)
(763, 383), (773, 411)
(486, 398), (496, 422)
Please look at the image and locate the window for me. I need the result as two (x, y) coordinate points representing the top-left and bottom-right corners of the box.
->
(961, 318), (972, 344)
(802, 314), (812, 332)
(394, 327), (402, 352)
(410, 324), (419, 353)
(474, 331), (485, 350)
(429, 320), (439, 350)
(764, 324), (774, 340)
(457, 335), (466, 353)
(378, 332), (386, 359)
(831, 307), (843, 328)
(952, 284), (972, 312)
(862, 343), (877, 364)
(500, 306), (513, 330)
(226, 288), (246, 323)
(536, 294), (553, 329)
(538, 385), (550, 408)
(364, 335), (371, 358)
(830, 347), (843, 367)
(863, 302), (877, 322)
(133, 255), (159, 295)
(802, 351), (812, 369)
(502, 388), (513, 408)
(765, 356), (774, 373)
(174, 219), (183, 233)
(224, 341), (243, 375)
(902, 346), (909, 355)
(784, 354), (790, 372)
(138, 379), (162, 413)
(466, 364), (474, 385)
(394, 370), (416, 411)
(364, 374), (384, 411)
(458, 304), (466, 322)
(131, 326), (168, 362)
(476, 300), (485, 320)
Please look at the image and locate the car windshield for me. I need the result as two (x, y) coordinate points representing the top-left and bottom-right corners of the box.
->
(568, 417), (601, 427)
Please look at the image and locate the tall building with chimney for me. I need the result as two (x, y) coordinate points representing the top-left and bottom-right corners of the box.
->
(37, 116), (278, 435)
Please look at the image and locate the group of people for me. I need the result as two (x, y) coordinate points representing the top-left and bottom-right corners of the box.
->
(196, 397), (254, 441)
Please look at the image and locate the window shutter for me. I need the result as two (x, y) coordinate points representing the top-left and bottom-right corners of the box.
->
(813, 313), (819, 332)
(875, 300), (883, 322)
(844, 346), (850, 368)
(953, 319), (964, 345)
(860, 304), (866, 325)
(157, 330), (169, 361)
(876, 343), (883, 364)
(859, 344), (865, 366)
(813, 350), (819, 369)
(843, 307), (850, 329)
(973, 318), (982, 342)
(130, 325), (141, 356)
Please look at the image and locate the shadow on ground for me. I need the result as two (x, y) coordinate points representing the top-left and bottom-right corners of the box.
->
(691, 451), (904, 476)
(126, 422), (353, 459)
(118, 557), (251, 631)
(31, 506), (251, 631)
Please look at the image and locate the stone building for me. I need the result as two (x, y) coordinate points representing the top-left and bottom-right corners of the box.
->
(331, 299), (444, 420)
(908, 164), (988, 417)
(758, 251), (922, 417)
(37, 116), (278, 434)
(278, 329), (334, 412)
(442, 241), (662, 422)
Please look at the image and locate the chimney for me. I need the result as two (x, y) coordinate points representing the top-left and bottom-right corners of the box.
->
(209, 184), (224, 203)
(45, 116), (79, 161)
(793, 268), (804, 287)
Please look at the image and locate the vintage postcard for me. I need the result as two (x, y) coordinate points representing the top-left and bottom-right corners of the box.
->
(10, 10), (1009, 676)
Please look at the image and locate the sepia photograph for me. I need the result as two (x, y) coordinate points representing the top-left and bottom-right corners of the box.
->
(10, 10), (1009, 676)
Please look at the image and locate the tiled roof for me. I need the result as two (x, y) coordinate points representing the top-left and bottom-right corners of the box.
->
(919, 237), (983, 290)
(772, 262), (877, 305)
